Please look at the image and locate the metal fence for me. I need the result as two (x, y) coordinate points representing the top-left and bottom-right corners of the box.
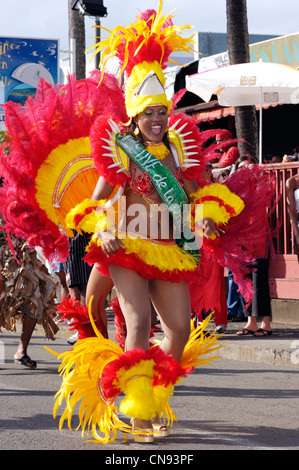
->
(262, 161), (299, 300)
(263, 161), (299, 255)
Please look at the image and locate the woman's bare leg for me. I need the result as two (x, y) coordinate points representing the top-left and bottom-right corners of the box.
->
(85, 266), (114, 338)
(109, 264), (154, 438)
(149, 279), (191, 362)
(149, 278), (190, 435)
(109, 264), (151, 351)
(14, 316), (37, 362)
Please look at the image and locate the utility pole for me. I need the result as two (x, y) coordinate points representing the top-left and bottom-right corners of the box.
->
(226, 0), (259, 161)
(68, 0), (86, 79)
(94, 16), (101, 70)
(71, 1), (108, 72)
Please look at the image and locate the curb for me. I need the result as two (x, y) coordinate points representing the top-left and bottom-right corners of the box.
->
(218, 321), (299, 368)
(219, 341), (299, 368)
(47, 319), (299, 369)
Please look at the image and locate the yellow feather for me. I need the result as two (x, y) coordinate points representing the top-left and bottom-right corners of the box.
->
(45, 294), (224, 443)
(191, 184), (245, 228)
(90, 0), (197, 77)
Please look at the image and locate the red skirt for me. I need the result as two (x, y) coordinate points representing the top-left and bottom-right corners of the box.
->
(84, 234), (199, 283)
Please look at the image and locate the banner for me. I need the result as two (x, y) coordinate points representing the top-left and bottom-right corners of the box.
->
(0, 36), (59, 111)
(250, 33), (299, 68)
(197, 33), (299, 74)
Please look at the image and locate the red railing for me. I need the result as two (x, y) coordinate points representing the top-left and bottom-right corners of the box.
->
(262, 161), (299, 300)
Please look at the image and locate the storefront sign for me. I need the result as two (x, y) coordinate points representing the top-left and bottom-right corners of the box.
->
(0, 36), (59, 107)
(250, 33), (299, 67)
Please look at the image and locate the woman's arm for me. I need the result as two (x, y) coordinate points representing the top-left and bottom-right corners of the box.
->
(92, 176), (125, 256)
(91, 176), (115, 200)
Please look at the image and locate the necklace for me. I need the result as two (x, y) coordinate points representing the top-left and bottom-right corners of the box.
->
(144, 142), (169, 160)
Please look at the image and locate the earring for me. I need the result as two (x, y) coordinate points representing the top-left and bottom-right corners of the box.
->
(134, 125), (140, 135)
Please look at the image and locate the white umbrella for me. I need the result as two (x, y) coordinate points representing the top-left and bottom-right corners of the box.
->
(185, 60), (299, 163)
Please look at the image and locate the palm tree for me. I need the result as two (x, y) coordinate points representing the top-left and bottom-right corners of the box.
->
(226, 0), (259, 161)
(68, 0), (86, 80)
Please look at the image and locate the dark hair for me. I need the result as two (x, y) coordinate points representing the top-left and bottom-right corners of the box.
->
(235, 155), (250, 169)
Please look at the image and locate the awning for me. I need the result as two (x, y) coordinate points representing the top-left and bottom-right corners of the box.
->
(179, 101), (279, 122)
(193, 106), (234, 121)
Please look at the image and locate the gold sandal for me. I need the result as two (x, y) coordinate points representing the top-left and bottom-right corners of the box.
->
(151, 416), (170, 437)
(131, 418), (155, 443)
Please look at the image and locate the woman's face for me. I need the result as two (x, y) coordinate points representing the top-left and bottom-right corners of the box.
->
(238, 160), (249, 169)
(134, 105), (168, 143)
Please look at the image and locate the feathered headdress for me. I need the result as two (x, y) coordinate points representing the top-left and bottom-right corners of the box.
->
(90, 0), (197, 117)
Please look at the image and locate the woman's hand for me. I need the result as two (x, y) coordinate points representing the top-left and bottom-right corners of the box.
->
(201, 218), (220, 239)
(100, 230), (125, 257)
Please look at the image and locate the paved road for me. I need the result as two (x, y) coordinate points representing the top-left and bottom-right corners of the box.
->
(1, 325), (299, 452)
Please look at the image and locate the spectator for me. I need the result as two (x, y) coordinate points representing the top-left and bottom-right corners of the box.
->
(63, 231), (92, 344)
(211, 130), (240, 169)
(271, 155), (282, 164)
(283, 153), (299, 162)
(65, 231), (92, 304)
(85, 270), (113, 340)
(43, 259), (69, 304)
(227, 269), (245, 321)
(0, 226), (58, 368)
(235, 158), (274, 337)
(235, 155), (252, 170)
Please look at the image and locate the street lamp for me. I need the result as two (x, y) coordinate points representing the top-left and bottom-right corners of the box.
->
(71, 1), (107, 69)
(71, 1), (107, 18)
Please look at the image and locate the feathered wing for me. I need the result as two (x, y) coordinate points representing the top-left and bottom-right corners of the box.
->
(209, 165), (276, 303)
(189, 165), (276, 308)
(55, 295), (108, 340)
(0, 71), (128, 262)
(168, 113), (207, 180)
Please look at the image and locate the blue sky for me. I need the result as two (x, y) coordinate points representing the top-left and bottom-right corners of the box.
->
(0, 0), (298, 53)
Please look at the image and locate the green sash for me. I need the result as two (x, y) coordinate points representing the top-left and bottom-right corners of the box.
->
(116, 133), (199, 262)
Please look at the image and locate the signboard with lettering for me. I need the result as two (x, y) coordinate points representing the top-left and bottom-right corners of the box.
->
(250, 33), (299, 67)
(197, 33), (299, 74)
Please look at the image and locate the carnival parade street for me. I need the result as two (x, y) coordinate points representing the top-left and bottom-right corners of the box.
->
(1, 318), (299, 452)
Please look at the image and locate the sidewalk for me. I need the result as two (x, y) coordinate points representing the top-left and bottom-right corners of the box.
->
(219, 320), (299, 368)
(52, 312), (299, 370)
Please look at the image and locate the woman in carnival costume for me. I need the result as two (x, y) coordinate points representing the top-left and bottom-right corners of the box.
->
(0, 1), (275, 444)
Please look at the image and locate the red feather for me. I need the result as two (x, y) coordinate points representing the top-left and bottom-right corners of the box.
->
(0, 72), (127, 262)
(101, 346), (190, 400)
(55, 295), (105, 339)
